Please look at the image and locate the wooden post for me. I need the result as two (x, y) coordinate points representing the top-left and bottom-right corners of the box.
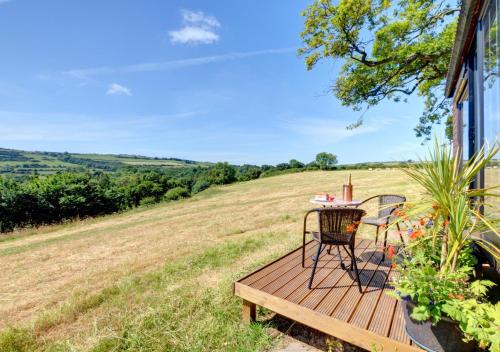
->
(242, 299), (256, 323)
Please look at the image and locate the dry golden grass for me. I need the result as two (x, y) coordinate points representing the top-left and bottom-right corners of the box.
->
(0, 169), (419, 351)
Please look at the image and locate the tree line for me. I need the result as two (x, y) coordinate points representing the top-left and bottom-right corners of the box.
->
(0, 152), (344, 233)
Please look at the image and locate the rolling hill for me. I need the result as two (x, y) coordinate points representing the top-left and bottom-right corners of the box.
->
(0, 148), (210, 177)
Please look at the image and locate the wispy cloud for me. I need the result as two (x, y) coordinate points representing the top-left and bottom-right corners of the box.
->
(61, 47), (295, 79)
(106, 83), (132, 96)
(0, 0), (10, 4)
(0, 110), (199, 142)
(181, 9), (220, 28)
(169, 9), (220, 45)
(282, 117), (380, 143)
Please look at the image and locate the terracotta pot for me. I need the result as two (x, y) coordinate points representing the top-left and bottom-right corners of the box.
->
(402, 300), (476, 352)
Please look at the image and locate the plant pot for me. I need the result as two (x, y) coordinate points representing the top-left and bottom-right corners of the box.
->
(402, 300), (477, 352)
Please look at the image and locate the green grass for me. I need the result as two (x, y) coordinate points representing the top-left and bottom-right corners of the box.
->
(0, 169), (418, 351)
(0, 235), (281, 352)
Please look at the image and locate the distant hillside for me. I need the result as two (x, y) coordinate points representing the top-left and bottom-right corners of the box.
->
(0, 148), (211, 177)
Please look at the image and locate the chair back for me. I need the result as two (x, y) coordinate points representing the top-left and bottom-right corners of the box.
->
(317, 208), (366, 244)
(377, 194), (406, 219)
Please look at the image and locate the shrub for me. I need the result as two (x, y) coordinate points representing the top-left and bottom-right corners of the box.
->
(192, 178), (211, 194)
(237, 166), (261, 182)
(275, 163), (290, 170)
(289, 159), (304, 169)
(163, 187), (189, 201)
(208, 162), (236, 185)
(260, 168), (306, 178)
(139, 196), (157, 206)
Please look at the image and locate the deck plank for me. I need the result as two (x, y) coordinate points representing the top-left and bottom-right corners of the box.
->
(285, 246), (349, 303)
(249, 243), (318, 290)
(389, 301), (411, 344)
(269, 247), (335, 298)
(349, 264), (393, 329)
(240, 241), (316, 286)
(234, 239), (420, 351)
(298, 242), (374, 310)
(282, 239), (371, 304)
(313, 247), (379, 316)
(368, 285), (398, 337)
(331, 251), (386, 322)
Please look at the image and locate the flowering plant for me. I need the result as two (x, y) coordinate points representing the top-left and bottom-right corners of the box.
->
(387, 140), (500, 350)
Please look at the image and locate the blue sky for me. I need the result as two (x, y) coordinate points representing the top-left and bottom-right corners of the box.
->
(0, 0), (444, 165)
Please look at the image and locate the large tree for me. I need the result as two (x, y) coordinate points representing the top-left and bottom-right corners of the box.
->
(299, 0), (460, 140)
(315, 152), (338, 169)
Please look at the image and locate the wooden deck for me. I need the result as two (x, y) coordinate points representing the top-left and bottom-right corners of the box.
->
(234, 239), (421, 352)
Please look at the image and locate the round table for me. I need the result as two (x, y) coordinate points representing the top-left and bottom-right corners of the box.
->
(309, 199), (362, 207)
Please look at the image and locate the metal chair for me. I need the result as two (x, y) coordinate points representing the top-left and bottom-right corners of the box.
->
(302, 208), (366, 292)
(358, 194), (406, 261)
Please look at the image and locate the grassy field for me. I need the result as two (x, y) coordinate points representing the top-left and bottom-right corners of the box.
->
(0, 148), (209, 176)
(0, 169), (420, 351)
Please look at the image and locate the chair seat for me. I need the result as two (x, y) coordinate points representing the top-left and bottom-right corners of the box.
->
(311, 231), (352, 245)
(361, 217), (387, 226)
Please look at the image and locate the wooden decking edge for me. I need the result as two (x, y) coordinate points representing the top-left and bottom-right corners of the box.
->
(234, 282), (422, 352)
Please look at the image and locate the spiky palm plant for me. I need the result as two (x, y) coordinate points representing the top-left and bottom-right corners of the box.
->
(402, 138), (499, 273)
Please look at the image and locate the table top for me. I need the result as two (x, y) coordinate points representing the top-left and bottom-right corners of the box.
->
(309, 198), (362, 207)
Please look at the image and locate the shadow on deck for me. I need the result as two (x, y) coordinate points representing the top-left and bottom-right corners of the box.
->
(234, 239), (421, 352)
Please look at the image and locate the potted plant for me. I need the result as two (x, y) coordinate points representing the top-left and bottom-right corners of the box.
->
(387, 140), (500, 352)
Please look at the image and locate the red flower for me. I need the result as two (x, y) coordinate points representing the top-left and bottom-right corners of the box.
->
(346, 222), (359, 233)
(419, 218), (426, 226)
(387, 245), (396, 259)
(410, 229), (423, 240)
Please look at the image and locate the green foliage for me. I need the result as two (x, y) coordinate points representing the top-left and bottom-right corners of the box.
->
(0, 148), (207, 178)
(442, 299), (500, 351)
(275, 162), (290, 171)
(315, 152), (338, 170)
(260, 167), (308, 178)
(402, 139), (500, 271)
(0, 328), (38, 352)
(236, 165), (262, 182)
(191, 177), (212, 194)
(208, 162), (237, 185)
(389, 139), (500, 348)
(163, 187), (189, 201)
(299, 0), (459, 140)
(139, 196), (157, 207)
(390, 239), (479, 323)
(289, 159), (305, 169)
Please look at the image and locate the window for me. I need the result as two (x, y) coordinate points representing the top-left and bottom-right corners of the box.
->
(458, 88), (470, 161)
(481, 0), (500, 218)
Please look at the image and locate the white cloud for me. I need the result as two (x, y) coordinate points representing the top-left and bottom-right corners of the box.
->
(168, 9), (220, 44)
(106, 83), (132, 96)
(0, 0), (10, 4)
(62, 47), (295, 79)
(169, 26), (219, 45)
